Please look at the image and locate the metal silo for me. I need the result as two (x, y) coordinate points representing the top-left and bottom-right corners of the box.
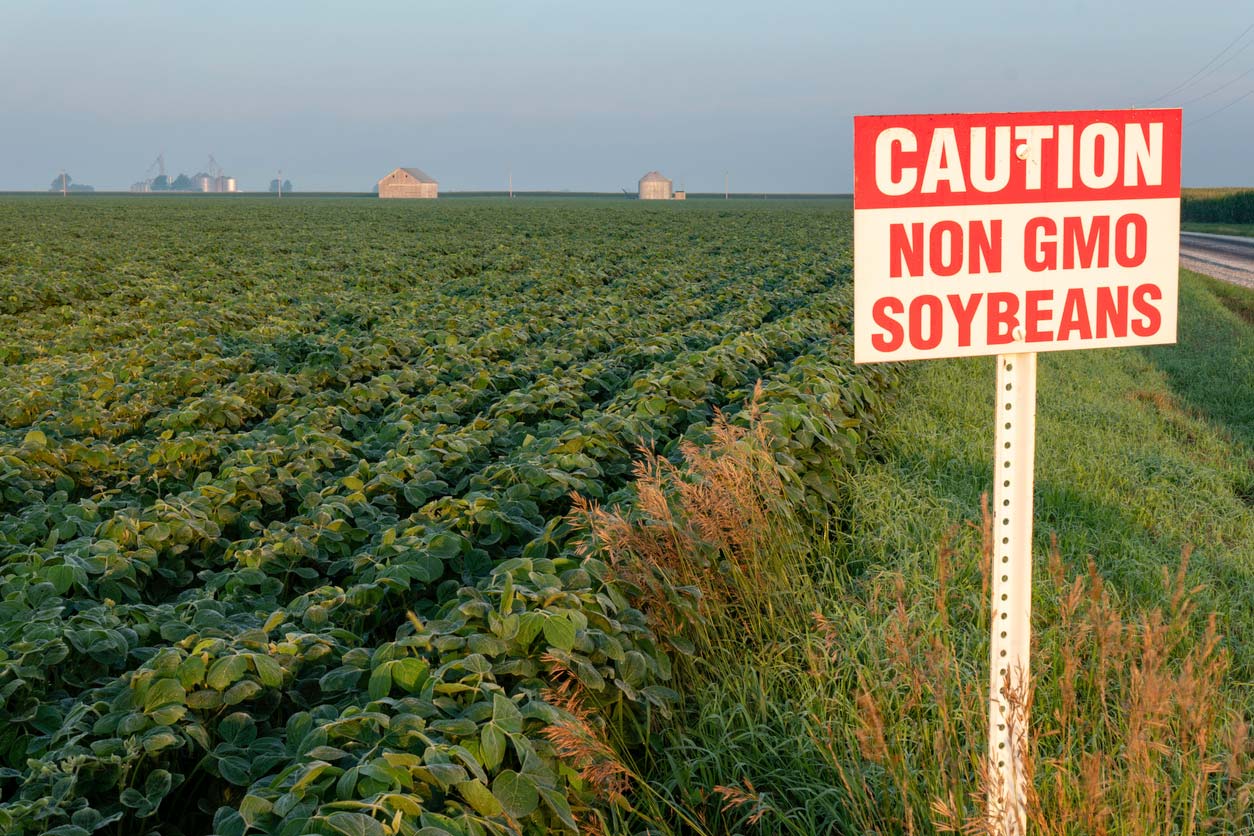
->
(638, 171), (673, 200)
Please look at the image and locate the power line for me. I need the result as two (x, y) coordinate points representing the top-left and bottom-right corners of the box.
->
(1145, 22), (1254, 104)
(1180, 60), (1254, 105)
(1186, 34), (1254, 90)
(1186, 86), (1254, 126)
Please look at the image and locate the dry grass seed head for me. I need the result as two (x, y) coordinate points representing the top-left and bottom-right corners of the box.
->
(712, 777), (771, 826)
(569, 386), (798, 653)
(538, 655), (633, 803)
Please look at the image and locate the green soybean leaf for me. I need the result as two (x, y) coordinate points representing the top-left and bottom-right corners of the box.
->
(45, 564), (77, 594)
(390, 657), (429, 692)
(217, 712), (256, 746)
(238, 794), (273, 828)
(367, 663), (393, 699)
(144, 768), (174, 799)
(480, 723), (505, 771)
(516, 612), (545, 648)
(262, 609), (286, 633)
(218, 756), (252, 786)
(319, 666), (363, 693)
(542, 615), (576, 651)
(409, 551), (444, 583)
(305, 746), (349, 760)
(539, 785), (579, 831)
(145, 678), (186, 711)
(459, 778), (503, 817)
(177, 654), (207, 689)
(492, 770), (540, 819)
(206, 655), (248, 690)
(148, 704), (187, 726)
(292, 760), (335, 792)
(119, 788), (146, 809)
(186, 689), (223, 710)
(142, 731), (180, 754)
(223, 679), (262, 705)
(251, 654), (284, 687)
(492, 693), (524, 734)
(429, 718), (477, 737)
(428, 532), (463, 560)
(325, 811), (385, 836)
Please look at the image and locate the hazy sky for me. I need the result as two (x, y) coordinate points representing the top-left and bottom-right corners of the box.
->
(2, 2), (1251, 192)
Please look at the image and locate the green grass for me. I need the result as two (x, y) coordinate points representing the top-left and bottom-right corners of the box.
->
(1145, 272), (1254, 447)
(635, 269), (1254, 834)
(1181, 221), (1254, 238)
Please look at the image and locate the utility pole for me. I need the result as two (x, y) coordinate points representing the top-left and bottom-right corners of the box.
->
(61, 170), (67, 197)
(509, 168), (513, 198)
(725, 172), (729, 199)
(277, 169), (282, 199)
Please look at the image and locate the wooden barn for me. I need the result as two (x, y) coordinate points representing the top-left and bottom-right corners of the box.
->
(638, 171), (673, 200)
(378, 167), (439, 199)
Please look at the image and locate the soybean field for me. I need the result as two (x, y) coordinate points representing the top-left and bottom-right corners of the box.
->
(0, 197), (893, 836)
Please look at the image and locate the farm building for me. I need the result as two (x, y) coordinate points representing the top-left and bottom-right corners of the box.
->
(638, 171), (673, 200)
(378, 167), (439, 199)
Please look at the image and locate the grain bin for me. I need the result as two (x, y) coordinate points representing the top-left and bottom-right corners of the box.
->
(638, 171), (672, 200)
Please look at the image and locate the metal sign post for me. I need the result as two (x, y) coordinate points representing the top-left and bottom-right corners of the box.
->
(988, 350), (1036, 833)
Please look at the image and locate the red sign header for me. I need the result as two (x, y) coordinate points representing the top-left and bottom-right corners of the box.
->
(854, 109), (1181, 209)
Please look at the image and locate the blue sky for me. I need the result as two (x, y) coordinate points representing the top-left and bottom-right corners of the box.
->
(2, 1), (1251, 192)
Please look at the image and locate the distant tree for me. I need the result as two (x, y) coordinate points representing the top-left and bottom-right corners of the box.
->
(171, 174), (194, 191)
(151, 175), (170, 191)
(269, 179), (294, 193)
(48, 174), (95, 193)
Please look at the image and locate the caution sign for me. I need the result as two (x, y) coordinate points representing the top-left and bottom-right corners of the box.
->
(853, 109), (1182, 363)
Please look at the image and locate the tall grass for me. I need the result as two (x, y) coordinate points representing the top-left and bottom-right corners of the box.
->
(811, 516), (1248, 835)
(573, 390), (809, 668)
(580, 385), (1252, 834)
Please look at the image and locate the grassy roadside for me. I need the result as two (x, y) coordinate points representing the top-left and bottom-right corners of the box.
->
(623, 269), (1254, 834)
(849, 269), (1254, 674)
(1181, 221), (1254, 238)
